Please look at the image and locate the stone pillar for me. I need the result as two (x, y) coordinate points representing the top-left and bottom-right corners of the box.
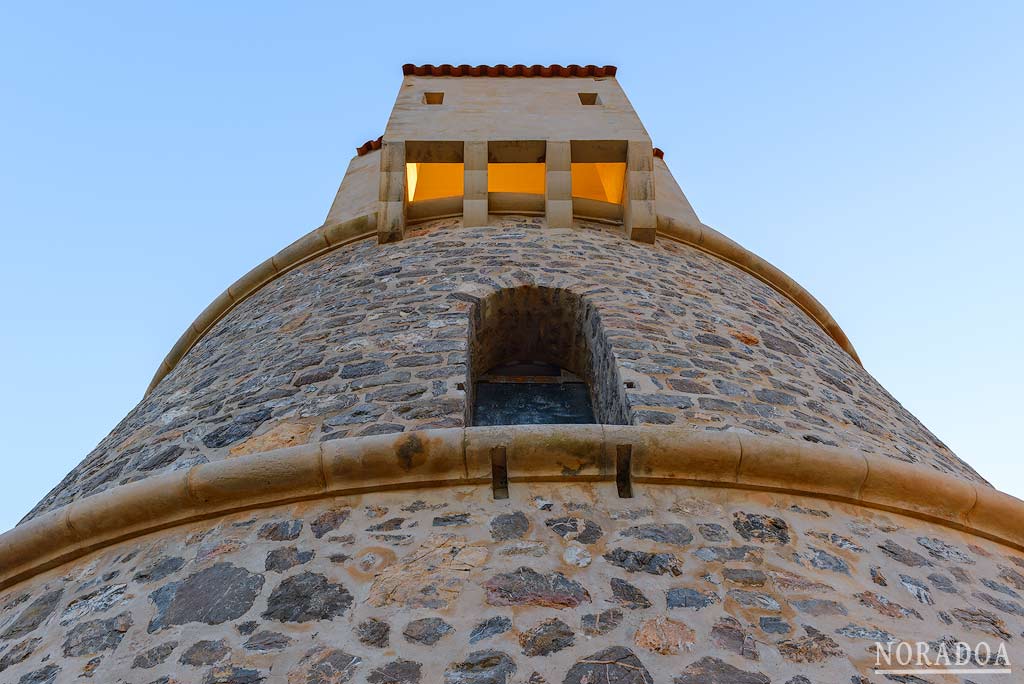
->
(545, 140), (572, 228)
(378, 140), (406, 243)
(624, 140), (656, 243)
(464, 140), (488, 227)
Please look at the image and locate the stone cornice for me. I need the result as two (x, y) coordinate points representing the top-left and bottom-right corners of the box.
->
(1, 426), (1020, 592)
(145, 213), (861, 396)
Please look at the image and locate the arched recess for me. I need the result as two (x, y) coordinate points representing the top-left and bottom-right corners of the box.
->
(467, 285), (629, 426)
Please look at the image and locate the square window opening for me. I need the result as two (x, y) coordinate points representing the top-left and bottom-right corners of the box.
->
(423, 92), (444, 105)
(406, 162), (464, 202)
(578, 92), (601, 105)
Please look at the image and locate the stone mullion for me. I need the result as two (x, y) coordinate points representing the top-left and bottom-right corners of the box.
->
(624, 140), (656, 243)
(463, 140), (488, 227)
(545, 140), (572, 228)
(377, 140), (406, 243)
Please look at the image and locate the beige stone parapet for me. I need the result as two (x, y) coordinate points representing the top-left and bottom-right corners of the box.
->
(145, 210), (859, 396)
(1, 425), (1020, 592)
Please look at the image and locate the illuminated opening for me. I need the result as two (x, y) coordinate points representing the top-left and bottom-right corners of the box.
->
(423, 92), (444, 104)
(406, 163), (464, 202)
(571, 162), (626, 204)
(487, 163), (545, 195)
(578, 92), (600, 105)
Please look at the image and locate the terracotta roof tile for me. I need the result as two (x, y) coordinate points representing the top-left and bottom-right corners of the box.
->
(356, 136), (383, 156)
(402, 64), (617, 78)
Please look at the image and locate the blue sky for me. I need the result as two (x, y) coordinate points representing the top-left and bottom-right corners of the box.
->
(1, 2), (1021, 531)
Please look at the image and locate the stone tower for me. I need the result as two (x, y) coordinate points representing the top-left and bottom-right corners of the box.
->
(1, 64), (1020, 684)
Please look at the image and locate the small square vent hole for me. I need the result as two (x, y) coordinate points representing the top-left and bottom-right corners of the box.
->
(578, 92), (601, 105)
(423, 92), (444, 105)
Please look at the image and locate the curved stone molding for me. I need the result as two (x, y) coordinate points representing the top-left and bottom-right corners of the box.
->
(145, 213), (377, 395)
(656, 214), (860, 365)
(1, 425), (1020, 592)
(145, 212), (861, 396)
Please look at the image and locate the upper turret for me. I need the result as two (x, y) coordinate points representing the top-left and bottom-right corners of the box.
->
(22, 65), (987, 524)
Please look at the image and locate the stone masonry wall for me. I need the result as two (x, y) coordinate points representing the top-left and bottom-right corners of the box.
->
(24, 216), (983, 520)
(2, 483), (1022, 683)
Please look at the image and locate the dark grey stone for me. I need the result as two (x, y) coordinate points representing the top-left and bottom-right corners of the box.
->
(610, 578), (651, 609)
(878, 541), (933, 567)
(564, 646), (653, 684)
(621, 523), (693, 546)
(483, 567), (590, 608)
(339, 360), (387, 378)
(202, 409), (272, 448)
(133, 557), (185, 584)
(981, 578), (1021, 598)
(433, 513), (471, 527)
(403, 617), (454, 645)
(732, 512), (791, 545)
(929, 573), (958, 594)
(444, 650), (516, 684)
(137, 445), (185, 471)
(262, 572), (353, 623)
(1, 589), (63, 640)
(17, 665), (59, 684)
(0, 637), (42, 672)
(236, 620), (258, 635)
(265, 546), (315, 572)
(368, 659), (422, 684)
(792, 599), (848, 616)
(490, 512), (529, 541)
(760, 617), (791, 634)
(132, 641), (177, 669)
(667, 587), (720, 610)
(722, 568), (767, 586)
(180, 639), (229, 666)
(294, 366), (338, 386)
(697, 523), (729, 542)
(805, 547), (850, 574)
(202, 666), (265, 684)
(519, 617), (574, 656)
(257, 519), (302, 541)
(545, 517), (603, 544)
(762, 332), (804, 356)
(710, 617), (759, 659)
(149, 563), (264, 632)
(916, 536), (974, 564)
(693, 546), (761, 563)
(581, 608), (623, 635)
(899, 574), (935, 605)
(727, 590), (781, 612)
(62, 612), (132, 657)
(290, 648), (359, 683)
(674, 656), (769, 684)
(974, 592), (1024, 616)
(603, 548), (682, 575)
(311, 508), (351, 538)
(470, 616), (512, 644)
(358, 618), (390, 647)
(243, 631), (293, 652)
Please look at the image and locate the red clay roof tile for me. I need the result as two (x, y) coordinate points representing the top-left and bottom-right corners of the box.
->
(355, 136), (383, 156)
(402, 64), (617, 78)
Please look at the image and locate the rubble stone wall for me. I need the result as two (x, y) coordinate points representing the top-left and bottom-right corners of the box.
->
(25, 216), (982, 521)
(2, 483), (1021, 683)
